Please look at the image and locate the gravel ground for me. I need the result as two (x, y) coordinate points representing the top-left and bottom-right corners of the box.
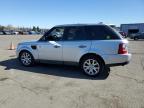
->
(0, 35), (144, 108)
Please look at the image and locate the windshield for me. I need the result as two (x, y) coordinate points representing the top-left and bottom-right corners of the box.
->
(39, 29), (50, 41)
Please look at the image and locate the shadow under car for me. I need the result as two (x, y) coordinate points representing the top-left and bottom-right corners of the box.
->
(0, 58), (109, 80)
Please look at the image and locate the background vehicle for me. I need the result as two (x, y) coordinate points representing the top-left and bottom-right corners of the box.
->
(11, 31), (19, 35)
(133, 32), (144, 40)
(128, 33), (137, 39)
(16, 24), (131, 76)
(3, 31), (11, 35)
(29, 31), (37, 35)
(0, 31), (4, 35)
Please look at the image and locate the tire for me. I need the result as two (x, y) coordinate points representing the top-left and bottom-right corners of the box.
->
(19, 51), (34, 66)
(80, 55), (105, 76)
(134, 37), (138, 40)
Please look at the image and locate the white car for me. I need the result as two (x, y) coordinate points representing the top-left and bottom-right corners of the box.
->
(16, 24), (131, 76)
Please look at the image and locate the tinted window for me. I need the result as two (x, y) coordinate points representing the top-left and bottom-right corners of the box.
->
(39, 27), (64, 41)
(64, 27), (88, 41)
(49, 28), (64, 39)
(86, 26), (121, 40)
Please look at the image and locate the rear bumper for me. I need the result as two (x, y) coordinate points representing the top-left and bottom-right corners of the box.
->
(102, 53), (131, 67)
(106, 61), (130, 67)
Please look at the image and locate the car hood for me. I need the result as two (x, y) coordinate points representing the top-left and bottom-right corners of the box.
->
(19, 40), (38, 45)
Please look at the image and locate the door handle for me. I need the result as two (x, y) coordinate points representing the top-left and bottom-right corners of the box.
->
(78, 45), (87, 48)
(54, 45), (60, 48)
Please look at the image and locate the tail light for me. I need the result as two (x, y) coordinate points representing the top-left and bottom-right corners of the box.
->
(118, 43), (128, 54)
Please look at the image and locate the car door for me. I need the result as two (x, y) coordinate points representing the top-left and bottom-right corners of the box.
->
(62, 26), (91, 63)
(37, 27), (64, 63)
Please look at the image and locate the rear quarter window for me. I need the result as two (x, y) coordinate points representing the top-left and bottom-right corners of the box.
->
(86, 25), (121, 40)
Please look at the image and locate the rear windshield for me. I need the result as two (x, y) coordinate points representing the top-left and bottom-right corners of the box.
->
(86, 25), (122, 40)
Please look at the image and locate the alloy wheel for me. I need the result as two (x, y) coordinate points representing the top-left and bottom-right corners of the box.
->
(20, 52), (32, 66)
(83, 59), (100, 76)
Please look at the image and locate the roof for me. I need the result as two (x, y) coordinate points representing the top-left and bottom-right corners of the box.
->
(54, 23), (106, 27)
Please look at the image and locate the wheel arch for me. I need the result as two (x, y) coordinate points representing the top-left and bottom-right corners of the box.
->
(18, 49), (36, 66)
(79, 53), (105, 65)
(18, 49), (33, 59)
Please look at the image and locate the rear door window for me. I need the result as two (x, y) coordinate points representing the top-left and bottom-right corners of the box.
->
(64, 26), (89, 41)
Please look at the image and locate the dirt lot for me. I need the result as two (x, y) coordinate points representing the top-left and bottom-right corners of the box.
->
(0, 35), (144, 108)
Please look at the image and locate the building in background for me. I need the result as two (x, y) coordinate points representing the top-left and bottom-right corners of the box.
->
(120, 23), (144, 36)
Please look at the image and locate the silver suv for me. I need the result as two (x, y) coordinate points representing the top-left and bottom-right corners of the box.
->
(16, 24), (131, 76)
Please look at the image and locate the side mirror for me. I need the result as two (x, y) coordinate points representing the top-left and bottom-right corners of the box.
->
(46, 35), (55, 41)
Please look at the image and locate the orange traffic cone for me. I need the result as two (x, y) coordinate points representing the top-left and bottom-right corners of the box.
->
(9, 42), (15, 50)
